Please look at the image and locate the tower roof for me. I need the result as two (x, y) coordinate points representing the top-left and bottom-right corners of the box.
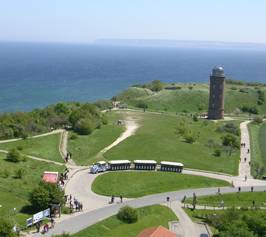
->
(212, 66), (224, 77)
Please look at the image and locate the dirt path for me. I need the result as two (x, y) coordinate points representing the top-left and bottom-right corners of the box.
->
(0, 129), (63, 144)
(96, 117), (139, 158)
(59, 130), (76, 166)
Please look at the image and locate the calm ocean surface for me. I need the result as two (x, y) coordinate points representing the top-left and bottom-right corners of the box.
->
(0, 42), (266, 112)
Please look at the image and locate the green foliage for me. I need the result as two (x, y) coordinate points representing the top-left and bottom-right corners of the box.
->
(241, 105), (259, 114)
(150, 80), (163, 92)
(137, 101), (148, 111)
(52, 233), (70, 237)
(74, 119), (94, 135)
(253, 116), (263, 124)
(257, 90), (265, 105)
(0, 102), (104, 140)
(222, 134), (239, 148)
(14, 168), (26, 179)
(0, 218), (15, 237)
(29, 181), (64, 211)
(214, 149), (221, 157)
(117, 206), (138, 223)
(217, 122), (240, 136)
(6, 148), (22, 163)
(184, 133), (197, 143)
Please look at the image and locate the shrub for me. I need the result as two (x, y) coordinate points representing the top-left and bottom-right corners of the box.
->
(222, 134), (239, 148)
(70, 133), (78, 140)
(1, 169), (10, 178)
(0, 218), (15, 237)
(150, 80), (163, 92)
(74, 119), (94, 135)
(30, 182), (64, 211)
(117, 206), (138, 223)
(241, 105), (258, 114)
(137, 101), (148, 111)
(253, 116), (263, 124)
(213, 149), (221, 157)
(188, 86), (193, 90)
(184, 134), (197, 144)
(14, 168), (26, 179)
(6, 149), (22, 163)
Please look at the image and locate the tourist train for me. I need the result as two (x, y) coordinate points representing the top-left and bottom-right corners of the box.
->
(90, 160), (184, 174)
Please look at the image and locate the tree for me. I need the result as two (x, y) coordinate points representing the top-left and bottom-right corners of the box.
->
(74, 119), (94, 135)
(150, 80), (163, 92)
(117, 206), (138, 223)
(6, 149), (22, 163)
(222, 134), (239, 148)
(137, 101), (148, 112)
(30, 182), (64, 211)
(253, 116), (263, 124)
(0, 218), (15, 237)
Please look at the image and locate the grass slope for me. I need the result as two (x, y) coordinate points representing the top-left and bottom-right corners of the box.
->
(72, 205), (177, 237)
(68, 112), (124, 165)
(0, 133), (62, 163)
(105, 111), (239, 175)
(0, 153), (64, 226)
(248, 122), (266, 177)
(117, 84), (266, 114)
(92, 171), (229, 198)
(186, 192), (266, 208)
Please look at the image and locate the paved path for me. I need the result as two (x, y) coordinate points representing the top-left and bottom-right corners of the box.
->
(239, 121), (252, 178)
(31, 185), (266, 237)
(169, 201), (199, 237)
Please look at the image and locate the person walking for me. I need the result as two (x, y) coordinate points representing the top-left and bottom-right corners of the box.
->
(120, 195), (123, 203)
(251, 186), (254, 192)
(238, 187), (241, 193)
(50, 217), (55, 228)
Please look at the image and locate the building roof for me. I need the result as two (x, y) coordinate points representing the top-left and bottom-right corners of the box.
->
(42, 171), (59, 184)
(137, 226), (176, 237)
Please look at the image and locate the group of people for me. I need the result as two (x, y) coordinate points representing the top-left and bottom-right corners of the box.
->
(110, 195), (123, 204)
(35, 217), (55, 234)
(67, 194), (83, 212)
(58, 168), (70, 189)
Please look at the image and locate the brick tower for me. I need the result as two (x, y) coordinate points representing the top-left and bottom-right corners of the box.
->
(208, 66), (225, 120)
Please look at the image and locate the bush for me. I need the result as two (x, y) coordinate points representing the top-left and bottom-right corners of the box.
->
(69, 133), (78, 140)
(213, 149), (221, 157)
(150, 80), (163, 92)
(253, 116), (263, 124)
(241, 105), (258, 114)
(137, 101), (148, 111)
(217, 123), (240, 136)
(222, 134), (239, 148)
(117, 206), (138, 223)
(30, 182), (64, 211)
(74, 119), (94, 135)
(0, 218), (15, 237)
(14, 168), (26, 179)
(1, 169), (10, 178)
(184, 134), (197, 144)
(6, 149), (22, 163)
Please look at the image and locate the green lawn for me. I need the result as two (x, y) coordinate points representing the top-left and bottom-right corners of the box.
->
(248, 122), (266, 177)
(0, 133), (62, 163)
(71, 205), (177, 237)
(117, 84), (266, 114)
(68, 112), (124, 165)
(0, 153), (64, 227)
(186, 192), (266, 208)
(92, 171), (229, 198)
(105, 111), (240, 175)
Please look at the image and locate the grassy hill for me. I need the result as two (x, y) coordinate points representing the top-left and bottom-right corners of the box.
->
(105, 111), (240, 175)
(116, 82), (266, 114)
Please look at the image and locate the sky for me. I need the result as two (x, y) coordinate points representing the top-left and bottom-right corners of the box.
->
(0, 0), (266, 44)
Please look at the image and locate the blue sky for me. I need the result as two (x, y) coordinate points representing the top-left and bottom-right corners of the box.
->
(0, 0), (266, 43)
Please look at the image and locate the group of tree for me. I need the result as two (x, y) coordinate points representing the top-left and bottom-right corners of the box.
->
(257, 90), (265, 105)
(241, 105), (259, 114)
(29, 181), (65, 212)
(206, 208), (266, 237)
(0, 102), (108, 139)
(133, 80), (164, 92)
(176, 118), (199, 144)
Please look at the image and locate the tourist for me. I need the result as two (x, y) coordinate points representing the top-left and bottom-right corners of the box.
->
(80, 202), (83, 211)
(251, 186), (254, 192)
(244, 157), (247, 162)
(50, 217), (55, 228)
(252, 200), (255, 208)
(238, 187), (241, 193)
(43, 223), (49, 233)
(220, 200), (224, 209)
(111, 195), (114, 204)
(245, 175), (247, 182)
(120, 195), (123, 203)
(247, 149), (250, 153)
(217, 187), (221, 194)
(35, 222), (41, 233)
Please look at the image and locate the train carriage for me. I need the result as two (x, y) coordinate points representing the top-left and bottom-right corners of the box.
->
(108, 160), (131, 170)
(160, 161), (184, 173)
(133, 160), (157, 170)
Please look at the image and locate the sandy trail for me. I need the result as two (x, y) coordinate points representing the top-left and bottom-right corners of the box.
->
(96, 117), (139, 157)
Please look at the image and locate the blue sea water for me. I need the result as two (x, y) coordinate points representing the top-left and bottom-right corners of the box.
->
(0, 42), (266, 112)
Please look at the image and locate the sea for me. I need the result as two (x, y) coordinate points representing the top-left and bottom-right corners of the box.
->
(0, 42), (266, 112)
